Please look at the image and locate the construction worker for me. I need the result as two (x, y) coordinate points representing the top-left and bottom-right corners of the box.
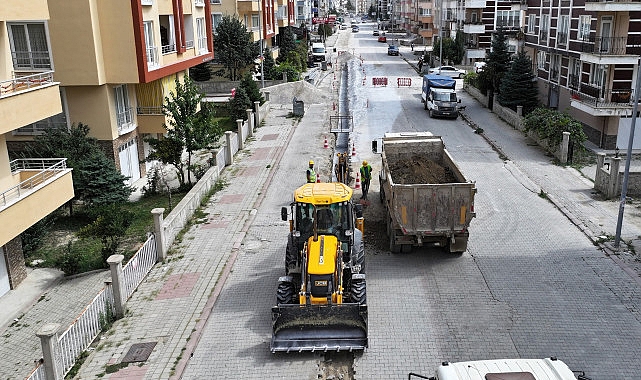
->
(335, 153), (348, 184)
(359, 160), (372, 199)
(306, 160), (317, 183)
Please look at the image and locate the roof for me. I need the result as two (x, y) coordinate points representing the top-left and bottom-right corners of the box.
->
(436, 358), (577, 380)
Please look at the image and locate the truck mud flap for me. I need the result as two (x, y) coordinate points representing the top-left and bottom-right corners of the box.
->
(271, 303), (367, 353)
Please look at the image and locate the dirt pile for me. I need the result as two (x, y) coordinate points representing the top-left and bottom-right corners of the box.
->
(388, 154), (457, 184)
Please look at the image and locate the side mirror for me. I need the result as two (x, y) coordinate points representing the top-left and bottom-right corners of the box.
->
(354, 204), (363, 218)
(458, 99), (461, 103)
(281, 207), (288, 221)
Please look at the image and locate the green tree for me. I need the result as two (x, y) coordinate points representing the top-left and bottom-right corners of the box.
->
(23, 123), (132, 208)
(498, 50), (539, 114)
(278, 27), (298, 62)
(228, 87), (252, 121)
(522, 107), (587, 150)
(239, 72), (265, 106)
(146, 77), (222, 189)
(79, 204), (133, 266)
(262, 48), (276, 80)
(189, 62), (211, 81)
(484, 27), (512, 93)
(215, 15), (260, 80)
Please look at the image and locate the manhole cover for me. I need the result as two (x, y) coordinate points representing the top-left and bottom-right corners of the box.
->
(121, 342), (157, 363)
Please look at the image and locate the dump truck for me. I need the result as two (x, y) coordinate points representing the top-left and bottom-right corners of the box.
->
(372, 132), (476, 253)
(421, 74), (462, 119)
(408, 357), (591, 380)
(271, 182), (367, 353)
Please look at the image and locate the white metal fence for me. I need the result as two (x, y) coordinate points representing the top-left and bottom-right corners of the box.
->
(122, 234), (157, 299)
(25, 363), (46, 380)
(57, 284), (114, 377)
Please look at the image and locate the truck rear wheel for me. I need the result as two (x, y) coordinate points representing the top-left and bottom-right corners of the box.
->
(388, 227), (401, 253)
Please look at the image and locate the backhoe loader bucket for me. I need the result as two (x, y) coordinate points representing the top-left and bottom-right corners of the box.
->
(271, 303), (367, 353)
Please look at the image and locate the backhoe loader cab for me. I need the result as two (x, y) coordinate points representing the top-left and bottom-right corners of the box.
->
(272, 182), (367, 353)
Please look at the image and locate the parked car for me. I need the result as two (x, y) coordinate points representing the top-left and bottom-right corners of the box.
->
(428, 66), (467, 79)
(387, 45), (399, 56)
(474, 61), (486, 73)
(352, 25), (359, 32)
(373, 30), (380, 36)
(378, 35), (387, 42)
(339, 23), (347, 30)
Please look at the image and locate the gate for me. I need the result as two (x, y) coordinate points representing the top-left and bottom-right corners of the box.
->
(397, 77), (412, 87)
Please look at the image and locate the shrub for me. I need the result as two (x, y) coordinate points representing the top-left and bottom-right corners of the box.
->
(522, 107), (587, 150)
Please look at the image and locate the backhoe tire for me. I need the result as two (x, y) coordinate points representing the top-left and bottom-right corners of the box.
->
(277, 281), (295, 305)
(285, 235), (298, 274)
(351, 278), (366, 305)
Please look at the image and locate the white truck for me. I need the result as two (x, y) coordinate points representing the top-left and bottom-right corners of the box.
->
(421, 74), (462, 119)
(372, 132), (476, 253)
(409, 357), (591, 380)
(311, 42), (326, 62)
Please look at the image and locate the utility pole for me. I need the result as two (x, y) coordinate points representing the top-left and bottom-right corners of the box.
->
(614, 57), (641, 247)
(439, 0), (443, 73)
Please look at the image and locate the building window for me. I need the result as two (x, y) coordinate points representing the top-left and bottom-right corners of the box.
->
(115, 85), (133, 130)
(196, 17), (207, 53)
(496, 10), (519, 29)
(160, 15), (176, 54)
(540, 14), (549, 40)
(252, 14), (260, 31)
(143, 21), (158, 67)
(550, 54), (560, 81)
(537, 50), (546, 70)
(471, 12), (478, 23)
(210, 0), (221, 3)
(8, 23), (52, 70)
(579, 15), (591, 41)
(527, 14), (535, 33)
(568, 58), (581, 89)
(212, 13), (223, 34)
(557, 15), (568, 45)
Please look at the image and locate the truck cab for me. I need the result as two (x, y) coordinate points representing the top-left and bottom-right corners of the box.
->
(427, 357), (590, 380)
(311, 42), (326, 62)
(421, 74), (462, 119)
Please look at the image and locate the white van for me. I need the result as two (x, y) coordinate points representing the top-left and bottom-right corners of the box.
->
(311, 42), (326, 62)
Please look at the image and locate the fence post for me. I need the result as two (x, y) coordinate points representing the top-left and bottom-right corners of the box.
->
(107, 255), (125, 319)
(517, 105), (523, 117)
(560, 131), (570, 164)
(151, 208), (165, 262)
(246, 109), (254, 137)
(237, 119), (244, 150)
(37, 323), (62, 380)
(610, 156), (622, 199)
(225, 131), (233, 165)
(264, 91), (270, 102)
(254, 101), (262, 127)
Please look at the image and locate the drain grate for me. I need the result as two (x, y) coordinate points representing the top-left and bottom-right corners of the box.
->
(121, 342), (157, 363)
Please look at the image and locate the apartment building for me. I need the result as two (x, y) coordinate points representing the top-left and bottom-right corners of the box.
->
(524, 0), (641, 150)
(0, 0), (74, 296)
(416, 0), (438, 46)
(5, 0), (214, 186)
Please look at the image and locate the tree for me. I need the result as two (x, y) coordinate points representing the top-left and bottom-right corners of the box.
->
(239, 72), (265, 106)
(79, 204), (133, 266)
(215, 15), (260, 80)
(498, 50), (539, 114)
(278, 27), (297, 63)
(262, 48), (276, 80)
(146, 77), (222, 189)
(189, 62), (211, 81)
(484, 27), (512, 93)
(228, 86), (252, 122)
(24, 123), (132, 208)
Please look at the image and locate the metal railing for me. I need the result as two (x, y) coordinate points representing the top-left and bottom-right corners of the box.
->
(162, 43), (176, 54)
(25, 363), (46, 380)
(195, 0), (205, 5)
(122, 234), (158, 299)
(185, 40), (194, 49)
(137, 106), (163, 115)
(581, 35), (641, 55)
(146, 46), (159, 67)
(572, 86), (634, 107)
(1, 158), (68, 208)
(11, 50), (52, 70)
(57, 285), (114, 377)
(0, 71), (55, 98)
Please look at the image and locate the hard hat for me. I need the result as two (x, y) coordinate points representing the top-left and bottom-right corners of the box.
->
(309, 160), (314, 166)
(362, 160), (368, 166)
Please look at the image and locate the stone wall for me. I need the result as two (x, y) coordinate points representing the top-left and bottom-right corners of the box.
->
(4, 236), (27, 289)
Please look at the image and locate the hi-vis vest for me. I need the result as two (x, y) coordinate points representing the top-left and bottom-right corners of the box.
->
(307, 168), (317, 183)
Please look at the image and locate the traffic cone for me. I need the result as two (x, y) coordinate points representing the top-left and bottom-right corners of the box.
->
(317, 174), (321, 183)
(324, 136), (329, 149)
(354, 172), (361, 189)
(351, 144), (356, 156)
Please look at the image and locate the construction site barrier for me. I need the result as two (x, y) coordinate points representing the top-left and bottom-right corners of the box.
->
(372, 77), (388, 86)
(397, 77), (412, 87)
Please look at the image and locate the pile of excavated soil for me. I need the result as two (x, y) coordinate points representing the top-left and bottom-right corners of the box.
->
(388, 154), (458, 184)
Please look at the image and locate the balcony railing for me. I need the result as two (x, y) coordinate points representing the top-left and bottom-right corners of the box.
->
(568, 74), (579, 89)
(146, 46), (159, 67)
(539, 30), (548, 40)
(571, 85), (634, 107)
(2, 158), (68, 208)
(185, 40), (194, 49)
(195, 0), (205, 6)
(581, 35), (641, 55)
(162, 43), (176, 54)
(137, 106), (163, 115)
(11, 50), (52, 70)
(0, 71), (55, 98)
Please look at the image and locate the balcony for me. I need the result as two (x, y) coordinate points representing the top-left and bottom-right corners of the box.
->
(464, 0), (487, 8)
(0, 72), (61, 135)
(570, 85), (634, 116)
(580, 35), (641, 65)
(0, 159), (74, 247)
(419, 28), (434, 38)
(418, 15), (433, 24)
(464, 22), (485, 34)
(585, 0), (641, 11)
(238, 0), (261, 12)
(466, 48), (487, 59)
(137, 106), (166, 134)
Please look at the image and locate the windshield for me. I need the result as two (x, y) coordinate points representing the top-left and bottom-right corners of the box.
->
(433, 91), (457, 102)
(312, 47), (325, 53)
(296, 202), (351, 241)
